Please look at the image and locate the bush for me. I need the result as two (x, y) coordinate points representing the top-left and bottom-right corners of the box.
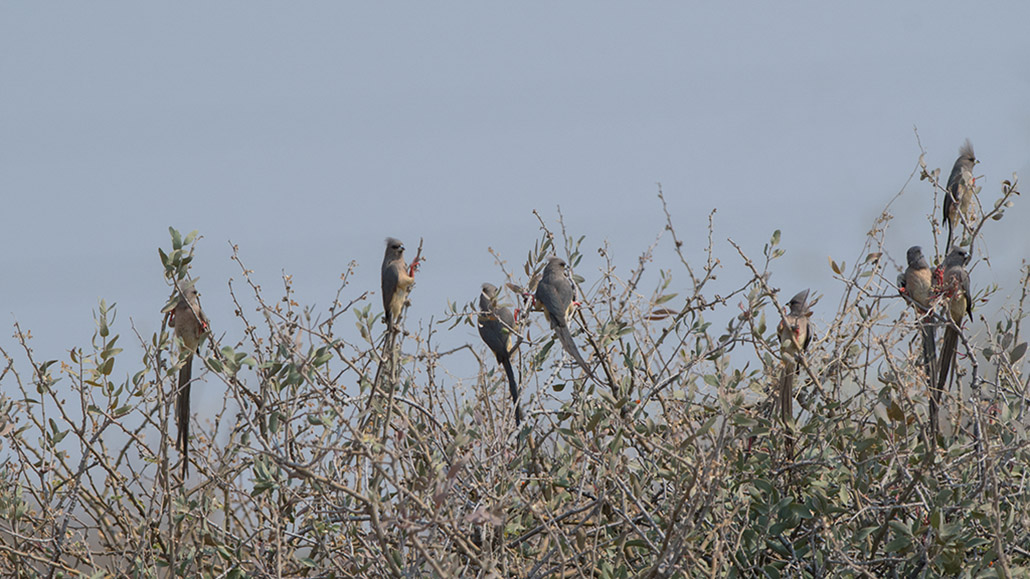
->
(0, 164), (1026, 577)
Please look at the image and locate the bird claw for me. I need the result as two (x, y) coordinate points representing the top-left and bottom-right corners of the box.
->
(408, 257), (423, 277)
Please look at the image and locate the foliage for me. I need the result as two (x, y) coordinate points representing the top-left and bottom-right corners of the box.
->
(0, 162), (1027, 577)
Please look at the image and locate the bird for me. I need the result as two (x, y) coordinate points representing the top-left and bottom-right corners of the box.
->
(935, 246), (972, 420)
(943, 140), (977, 250)
(776, 289), (812, 455)
(381, 237), (416, 331)
(168, 281), (209, 478)
(534, 257), (594, 378)
(477, 283), (523, 425)
(897, 246), (937, 386)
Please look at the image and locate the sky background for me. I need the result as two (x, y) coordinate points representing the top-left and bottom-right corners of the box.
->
(2, 3), (1029, 410)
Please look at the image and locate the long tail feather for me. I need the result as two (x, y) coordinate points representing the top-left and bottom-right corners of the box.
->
(920, 320), (937, 390)
(920, 321), (938, 435)
(780, 363), (795, 457)
(938, 327), (958, 394)
(933, 326), (958, 436)
(501, 357), (522, 425)
(556, 325), (594, 378)
(177, 354), (193, 478)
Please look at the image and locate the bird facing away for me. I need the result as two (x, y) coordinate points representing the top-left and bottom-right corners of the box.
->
(936, 247), (972, 409)
(381, 237), (415, 331)
(776, 288), (812, 454)
(898, 246), (939, 427)
(478, 283), (523, 425)
(943, 140), (977, 250)
(534, 257), (594, 378)
(168, 282), (209, 478)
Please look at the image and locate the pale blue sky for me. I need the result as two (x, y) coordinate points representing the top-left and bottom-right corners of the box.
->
(2, 3), (1028, 402)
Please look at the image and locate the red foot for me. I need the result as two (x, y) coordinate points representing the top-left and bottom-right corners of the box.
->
(408, 257), (423, 277)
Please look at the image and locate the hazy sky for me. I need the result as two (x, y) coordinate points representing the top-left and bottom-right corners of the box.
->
(2, 3), (1029, 405)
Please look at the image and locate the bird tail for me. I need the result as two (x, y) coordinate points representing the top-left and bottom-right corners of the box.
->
(501, 356), (522, 425)
(177, 354), (193, 478)
(780, 362), (795, 457)
(555, 324), (594, 379)
(937, 326), (958, 393)
(920, 320), (937, 388)
(933, 326), (959, 436)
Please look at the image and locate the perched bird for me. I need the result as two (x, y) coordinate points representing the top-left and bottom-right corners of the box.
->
(381, 237), (416, 331)
(478, 283), (522, 425)
(943, 140), (977, 250)
(168, 281), (209, 478)
(935, 247), (972, 415)
(776, 289), (812, 454)
(534, 257), (594, 378)
(897, 246), (937, 390)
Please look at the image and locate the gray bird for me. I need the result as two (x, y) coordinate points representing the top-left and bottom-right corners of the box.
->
(478, 283), (522, 425)
(168, 281), (209, 478)
(382, 238), (415, 331)
(898, 246), (937, 390)
(776, 289), (812, 455)
(943, 140), (977, 250)
(935, 247), (972, 419)
(534, 257), (594, 377)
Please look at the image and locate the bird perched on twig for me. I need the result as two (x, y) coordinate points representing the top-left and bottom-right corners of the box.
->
(943, 140), (977, 250)
(934, 246), (972, 431)
(776, 289), (812, 456)
(168, 281), (209, 478)
(534, 257), (594, 379)
(898, 246), (938, 404)
(381, 237), (418, 332)
(478, 283), (522, 425)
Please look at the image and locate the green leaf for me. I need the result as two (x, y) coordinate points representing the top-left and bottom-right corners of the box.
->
(731, 414), (757, 427)
(1010, 342), (1027, 364)
(170, 227), (182, 250)
(929, 509), (941, 530)
(888, 520), (912, 537)
(886, 400), (904, 422)
(312, 348), (333, 366)
(884, 534), (911, 553)
(655, 293), (678, 305)
(99, 357), (115, 376)
(752, 479), (774, 495)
